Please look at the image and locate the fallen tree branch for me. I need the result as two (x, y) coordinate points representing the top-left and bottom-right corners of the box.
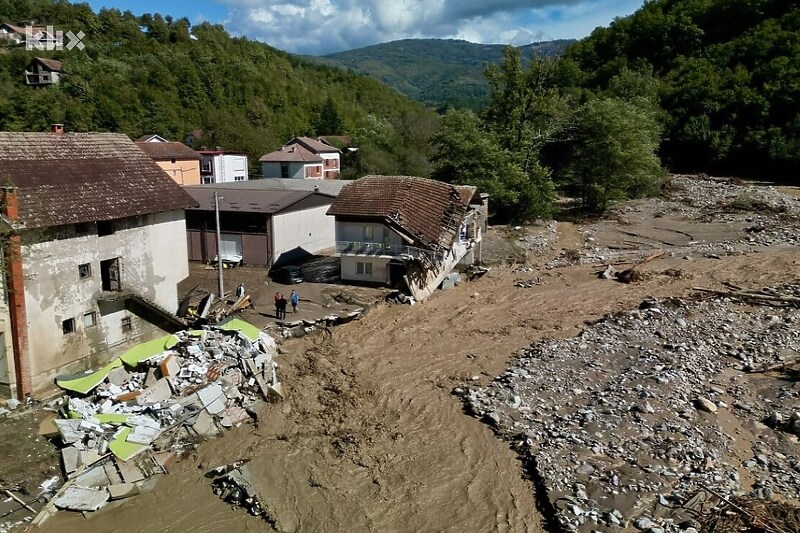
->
(692, 287), (800, 306)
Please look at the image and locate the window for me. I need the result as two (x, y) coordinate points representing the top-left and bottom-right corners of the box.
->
(62, 318), (75, 335)
(363, 226), (374, 240)
(101, 258), (122, 292)
(170, 158), (176, 164)
(78, 263), (92, 280)
(83, 312), (97, 328)
(121, 316), (132, 334)
(234, 175), (245, 181)
(97, 220), (114, 236)
(356, 262), (372, 276)
(280, 162), (289, 178)
(201, 159), (212, 173)
(202, 176), (214, 184)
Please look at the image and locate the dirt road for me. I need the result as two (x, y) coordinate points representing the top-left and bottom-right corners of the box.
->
(40, 237), (800, 532)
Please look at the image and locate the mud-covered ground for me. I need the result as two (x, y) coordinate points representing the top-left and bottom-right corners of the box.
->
(3, 175), (800, 532)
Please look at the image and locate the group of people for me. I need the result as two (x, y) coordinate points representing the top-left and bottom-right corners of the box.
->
(274, 289), (299, 319)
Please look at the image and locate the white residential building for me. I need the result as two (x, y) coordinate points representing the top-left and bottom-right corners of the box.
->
(198, 151), (249, 184)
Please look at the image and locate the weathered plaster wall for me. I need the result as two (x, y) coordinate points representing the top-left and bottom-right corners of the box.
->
(272, 206), (335, 263)
(261, 162), (305, 179)
(340, 255), (390, 283)
(21, 210), (189, 393)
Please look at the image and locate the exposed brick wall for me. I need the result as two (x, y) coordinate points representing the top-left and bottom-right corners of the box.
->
(2, 189), (31, 399)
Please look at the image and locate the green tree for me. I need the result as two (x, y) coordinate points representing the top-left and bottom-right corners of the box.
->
(564, 97), (664, 212)
(431, 109), (552, 222)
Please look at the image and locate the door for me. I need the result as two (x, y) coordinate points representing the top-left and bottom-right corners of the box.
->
(101, 258), (122, 292)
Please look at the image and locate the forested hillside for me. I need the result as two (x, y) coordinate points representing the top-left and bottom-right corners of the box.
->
(567, 0), (800, 177)
(315, 38), (573, 110)
(0, 0), (437, 177)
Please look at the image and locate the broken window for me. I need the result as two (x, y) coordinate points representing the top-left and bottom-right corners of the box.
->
(120, 316), (132, 334)
(62, 318), (75, 335)
(101, 258), (122, 292)
(363, 226), (374, 241)
(83, 312), (97, 328)
(97, 220), (114, 236)
(78, 263), (92, 279)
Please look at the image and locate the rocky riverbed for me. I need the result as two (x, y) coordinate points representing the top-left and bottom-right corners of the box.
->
(462, 283), (800, 532)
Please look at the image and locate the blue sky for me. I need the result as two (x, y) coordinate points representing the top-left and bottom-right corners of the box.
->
(86, 0), (645, 55)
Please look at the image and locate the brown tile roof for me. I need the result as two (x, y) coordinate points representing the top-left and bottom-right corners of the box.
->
(327, 175), (473, 252)
(0, 132), (198, 228)
(136, 141), (200, 161)
(259, 144), (323, 163)
(289, 136), (341, 154)
(34, 57), (61, 71)
(135, 134), (166, 143)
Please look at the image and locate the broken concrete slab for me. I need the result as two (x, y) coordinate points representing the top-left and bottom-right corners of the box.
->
(190, 409), (219, 438)
(107, 483), (140, 501)
(116, 459), (145, 484)
(106, 366), (131, 387)
(54, 486), (109, 512)
(197, 383), (226, 415)
(245, 400), (268, 424)
(54, 419), (84, 444)
(137, 378), (173, 405)
(267, 382), (285, 402)
(126, 425), (161, 446)
(61, 447), (79, 474)
(219, 406), (250, 428)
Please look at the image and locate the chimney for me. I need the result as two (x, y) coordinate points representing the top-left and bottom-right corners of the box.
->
(51, 124), (64, 135)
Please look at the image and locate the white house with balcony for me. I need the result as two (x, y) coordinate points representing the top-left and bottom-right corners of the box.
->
(260, 137), (341, 180)
(198, 150), (248, 184)
(327, 175), (486, 301)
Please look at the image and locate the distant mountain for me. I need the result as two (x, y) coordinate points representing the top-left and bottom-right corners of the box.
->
(311, 38), (574, 110)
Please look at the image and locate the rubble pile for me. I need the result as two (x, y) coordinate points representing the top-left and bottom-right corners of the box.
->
(514, 221), (559, 256)
(208, 461), (272, 522)
(547, 176), (800, 269)
(40, 318), (280, 519)
(462, 284), (800, 532)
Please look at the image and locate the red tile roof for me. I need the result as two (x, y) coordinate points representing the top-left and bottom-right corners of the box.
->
(259, 144), (323, 163)
(136, 141), (200, 161)
(0, 132), (198, 228)
(327, 175), (475, 252)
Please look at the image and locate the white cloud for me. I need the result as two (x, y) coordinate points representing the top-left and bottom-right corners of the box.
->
(217, 0), (644, 55)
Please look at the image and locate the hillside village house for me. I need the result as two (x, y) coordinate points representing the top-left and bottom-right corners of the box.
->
(260, 137), (341, 180)
(327, 176), (486, 301)
(25, 57), (61, 86)
(0, 128), (197, 399)
(135, 136), (202, 186)
(0, 22), (55, 47)
(198, 150), (248, 184)
(183, 180), (340, 267)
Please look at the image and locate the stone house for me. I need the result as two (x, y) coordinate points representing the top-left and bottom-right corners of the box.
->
(0, 128), (197, 399)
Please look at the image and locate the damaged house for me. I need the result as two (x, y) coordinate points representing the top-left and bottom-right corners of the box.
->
(327, 175), (486, 301)
(0, 129), (197, 399)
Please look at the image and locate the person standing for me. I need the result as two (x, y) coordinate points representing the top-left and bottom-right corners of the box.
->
(290, 289), (299, 314)
(278, 294), (288, 320)
(274, 292), (281, 318)
(236, 283), (245, 299)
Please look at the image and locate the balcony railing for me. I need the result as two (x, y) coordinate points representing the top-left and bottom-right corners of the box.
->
(336, 241), (437, 263)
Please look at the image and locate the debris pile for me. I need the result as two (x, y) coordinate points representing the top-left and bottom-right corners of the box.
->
(37, 318), (280, 522)
(463, 283), (800, 532)
(208, 461), (272, 521)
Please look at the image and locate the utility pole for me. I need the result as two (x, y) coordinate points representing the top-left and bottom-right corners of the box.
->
(214, 190), (224, 299)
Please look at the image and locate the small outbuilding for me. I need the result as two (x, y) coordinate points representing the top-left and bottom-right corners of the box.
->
(183, 183), (337, 267)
